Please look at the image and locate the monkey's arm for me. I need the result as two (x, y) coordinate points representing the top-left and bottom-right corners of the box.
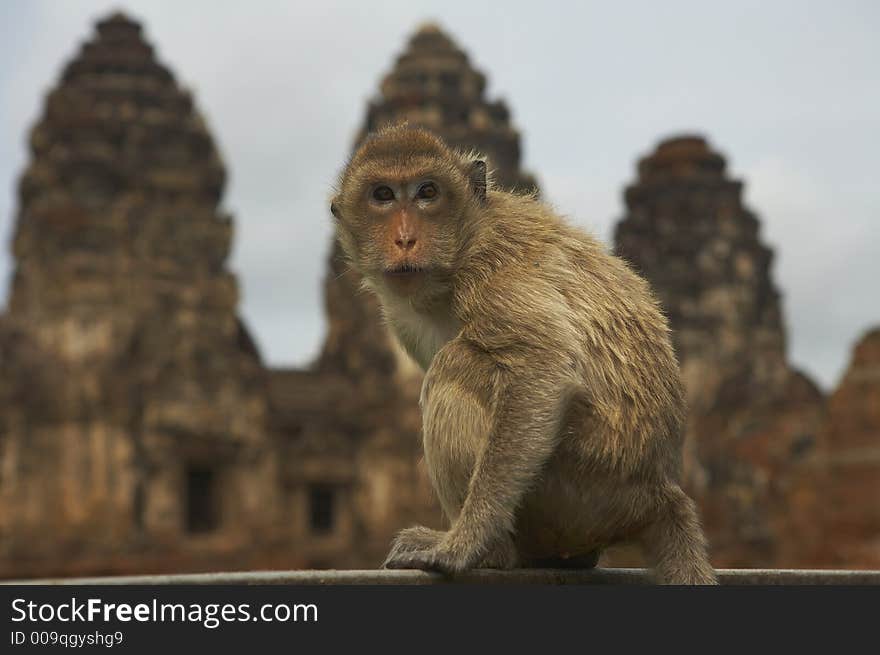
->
(446, 378), (568, 570)
(384, 339), (571, 573)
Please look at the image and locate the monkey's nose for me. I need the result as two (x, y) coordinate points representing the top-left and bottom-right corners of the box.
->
(395, 236), (417, 251)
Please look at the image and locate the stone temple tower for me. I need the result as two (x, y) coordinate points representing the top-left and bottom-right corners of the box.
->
(613, 136), (827, 566)
(615, 136), (789, 415)
(363, 23), (537, 192)
(0, 13), (278, 575)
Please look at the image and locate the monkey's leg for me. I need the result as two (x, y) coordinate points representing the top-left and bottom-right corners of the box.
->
(384, 340), (567, 574)
(639, 485), (717, 585)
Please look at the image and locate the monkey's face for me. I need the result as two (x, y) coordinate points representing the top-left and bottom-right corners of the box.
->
(332, 168), (468, 298)
(331, 125), (488, 300)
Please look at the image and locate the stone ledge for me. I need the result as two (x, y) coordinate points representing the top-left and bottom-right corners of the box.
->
(4, 568), (879, 585)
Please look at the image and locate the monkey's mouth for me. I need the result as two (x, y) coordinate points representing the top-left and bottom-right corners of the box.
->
(384, 263), (428, 277)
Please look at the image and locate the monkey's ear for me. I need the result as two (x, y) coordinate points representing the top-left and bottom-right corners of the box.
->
(467, 160), (487, 202)
(330, 200), (341, 219)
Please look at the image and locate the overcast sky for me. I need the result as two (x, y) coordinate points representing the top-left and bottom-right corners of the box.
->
(1, 0), (878, 390)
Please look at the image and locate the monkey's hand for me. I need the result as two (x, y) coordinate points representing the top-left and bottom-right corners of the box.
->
(382, 529), (476, 575)
(381, 526), (445, 568)
(383, 529), (518, 573)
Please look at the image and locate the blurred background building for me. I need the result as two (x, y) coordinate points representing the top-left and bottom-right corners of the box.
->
(0, 12), (877, 577)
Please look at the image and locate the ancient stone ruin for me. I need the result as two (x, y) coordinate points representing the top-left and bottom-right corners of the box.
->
(780, 328), (880, 567)
(615, 136), (878, 567)
(0, 14), (877, 577)
(616, 136), (790, 413)
(0, 12), (281, 576)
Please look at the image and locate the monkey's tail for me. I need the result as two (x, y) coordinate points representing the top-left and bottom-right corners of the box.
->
(640, 485), (718, 585)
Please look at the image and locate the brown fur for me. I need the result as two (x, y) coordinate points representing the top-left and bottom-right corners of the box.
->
(331, 124), (717, 584)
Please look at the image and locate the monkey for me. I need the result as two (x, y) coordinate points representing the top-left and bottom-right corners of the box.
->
(329, 123), (717, 584)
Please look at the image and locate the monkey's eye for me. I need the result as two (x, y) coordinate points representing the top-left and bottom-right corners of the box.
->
(372, 186), (395, 202)
(416, 182), (438, 200)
